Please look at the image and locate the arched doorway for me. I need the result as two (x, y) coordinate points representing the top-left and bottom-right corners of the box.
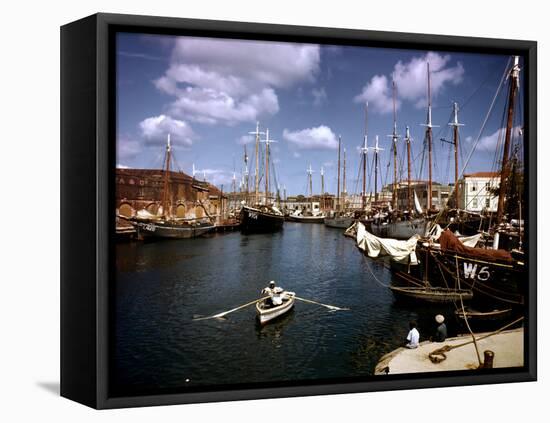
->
(146, 202), (159, 215)
(118, 202), (134, 217)
(176, 204), (186, 218)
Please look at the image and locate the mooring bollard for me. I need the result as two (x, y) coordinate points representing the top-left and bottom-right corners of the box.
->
(482, 350), (495, 369)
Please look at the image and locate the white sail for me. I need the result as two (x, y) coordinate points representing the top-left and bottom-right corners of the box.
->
(355, 222), (419, 265)
(414, 190), (423, 214)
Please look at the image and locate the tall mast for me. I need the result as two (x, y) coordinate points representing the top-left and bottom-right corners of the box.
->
(405, 126), (412, 212)
(372, 136), (384, 202)
(497, 56), (521, 224)
(342, 147), (347, 209)
(243, 145), (249, 201)
(449, 102), (464, 208)
(307, 164), (314, 205)
(420, 63), (438, 211)
(261, 129), (277, 206)
(336, 136), (341, 212)
(162, 133), (171, 217)
(320, 166), (325, 210)
(388, 81), (400, 210)
(361, 103), (369, 210)
(249, 121), (265, 205)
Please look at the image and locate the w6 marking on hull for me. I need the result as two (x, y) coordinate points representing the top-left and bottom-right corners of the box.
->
(463, 262), (491, 281)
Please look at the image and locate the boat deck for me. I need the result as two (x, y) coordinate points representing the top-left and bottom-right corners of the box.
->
(374, 328), (523, 375)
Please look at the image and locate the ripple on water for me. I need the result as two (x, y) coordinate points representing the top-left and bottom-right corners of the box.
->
(113, 224), (460, 393)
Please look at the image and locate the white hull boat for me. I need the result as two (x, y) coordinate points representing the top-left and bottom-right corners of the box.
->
(256, 293), (295, 324)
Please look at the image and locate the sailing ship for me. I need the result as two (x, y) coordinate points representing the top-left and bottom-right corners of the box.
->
(325, 136), (354, 229)
(240, 123), (285, 233)
(413, 56), (527, 307)
(122, 134), (215, 239)
(287, 164), (326, 223)
(369, 81), (428, 239)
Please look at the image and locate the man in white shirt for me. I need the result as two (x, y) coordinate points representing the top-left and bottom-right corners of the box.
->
(405, 321), (420, 349)
(261, 281), (284, 306)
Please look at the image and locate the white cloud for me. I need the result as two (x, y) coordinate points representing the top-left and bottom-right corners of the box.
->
(116, 163), (130, 169)
(477, 126), (522, 151)
(354, 52), (464, 113)
(283, 125), (338, 150)
(154, 37), (320, 125)
(312, 87), (327, 107)
(293, 151), (302, 159)
(195, 168), (235, 186)
(139, 114), (195, 146)
(354, 74), (397, 114)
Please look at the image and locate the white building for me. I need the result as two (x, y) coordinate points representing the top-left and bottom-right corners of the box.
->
(458, 172), (500, 212)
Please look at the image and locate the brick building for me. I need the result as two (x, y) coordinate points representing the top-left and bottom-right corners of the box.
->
(115, 168), (225, 220)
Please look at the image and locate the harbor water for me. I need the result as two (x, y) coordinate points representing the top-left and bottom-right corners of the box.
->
(113, 222), (459, 395)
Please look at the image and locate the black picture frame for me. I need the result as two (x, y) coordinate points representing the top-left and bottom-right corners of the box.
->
(60, 12), (537, 409)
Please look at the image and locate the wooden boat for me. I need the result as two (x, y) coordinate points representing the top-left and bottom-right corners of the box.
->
(390, 286), (473, 303)
(123, 134), (217, 239)
(240, 205), (284, 233)
(256, 293), (295, 324)
(419, 230), (526, 305)
(239, 125), (285, 233)
(455, 307), (513, 322)
(287, 213), (325, 223)
(132, 219), (214, 239)
(370, 217), (428, 240)
(323, 136), (354, 229)
(391, 270), (473, 303)
(324, 215), (354, 229)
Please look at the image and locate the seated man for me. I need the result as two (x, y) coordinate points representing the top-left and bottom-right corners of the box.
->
(434, 314), (447, 342)
(405, 321), (420, 349)
(261, 281), (284, 307)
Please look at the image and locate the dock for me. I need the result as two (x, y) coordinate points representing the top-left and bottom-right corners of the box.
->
(214, 220), (241, 232)
(374, 328), (523, 375)
(116, 225), (137, 241)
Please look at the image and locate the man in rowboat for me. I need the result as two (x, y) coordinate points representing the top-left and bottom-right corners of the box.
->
(261, 281), (284, 307)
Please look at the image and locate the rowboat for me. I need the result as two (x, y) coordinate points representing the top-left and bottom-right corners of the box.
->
(389, 286), (473, 303)
(455, 307), (513, 322)
(256, 292), (295, 324)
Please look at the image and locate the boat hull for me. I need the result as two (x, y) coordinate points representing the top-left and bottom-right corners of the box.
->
(132, 220), (214, 239)
(287, 215), (325, 223)
(370, 218), (427, 240)
(421, 247), (526, 306)
(324, 216), (354, 229)
(256, 296), (295, 324)
(240, 206), (284, 233)
(390, 285), (474, 303)
(455, 307), (513, 322)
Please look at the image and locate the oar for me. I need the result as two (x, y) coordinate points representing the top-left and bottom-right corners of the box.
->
(193, 296), (271, 321)
(294, 296), (350, 311)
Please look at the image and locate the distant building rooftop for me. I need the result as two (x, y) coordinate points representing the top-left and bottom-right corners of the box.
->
(463, 171), (500, 178)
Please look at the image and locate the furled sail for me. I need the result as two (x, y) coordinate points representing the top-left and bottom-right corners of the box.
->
(355, 222), (419, 264)
(426, 224), (482, 247)
(414, 190), (423, 214)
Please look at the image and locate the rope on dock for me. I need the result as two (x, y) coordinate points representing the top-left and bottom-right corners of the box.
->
(428, 316), (524, 364)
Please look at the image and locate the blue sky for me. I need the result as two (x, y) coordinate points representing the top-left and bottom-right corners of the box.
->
(116, 32), (522, 196)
